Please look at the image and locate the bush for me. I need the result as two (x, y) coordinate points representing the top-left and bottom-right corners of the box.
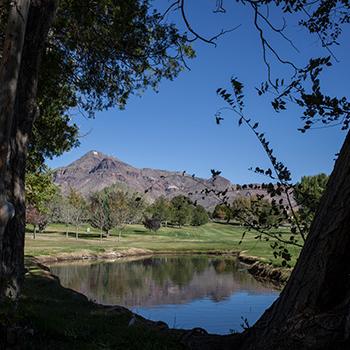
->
(143, 217), (161, 232)
(191, 205), (209, 226)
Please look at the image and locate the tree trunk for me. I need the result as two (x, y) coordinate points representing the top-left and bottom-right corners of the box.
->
(0, 0), (30, 279)
(241, 130), (350, 350)
(33, 225), (36, 239)
(0, 0), (58, 300)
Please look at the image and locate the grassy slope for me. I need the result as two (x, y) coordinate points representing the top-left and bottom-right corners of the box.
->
(25, 222), (301, 266)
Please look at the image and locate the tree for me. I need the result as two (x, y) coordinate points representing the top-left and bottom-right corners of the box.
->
(213, 203), (232, 221)
(168, 2), (350, 348)
(25, 170), (58, 237)
(170, 195), (192, 227)
(108, 189), (130, 242)
(0, 0), (32, 300)
(89, 186), (144, 239)
(250, 197), (283, 229)
(67, 189), (88, 240)
(210, 4), (350, 349)
(294, 173), (329, 234)
(25, 205), (46, 239)
(56, 196), (76, 239)
(230, 196), (252, 225)
(191, 205), (209, 226)
(143, 216), (161, 232)
(25, 170), (58, 212)
(148, 196), (172, 226)
(213, 79), (350, 347)
(89, 191), (109, 240)
(0, 0), (193, 298)
(126, 193), (146, 225)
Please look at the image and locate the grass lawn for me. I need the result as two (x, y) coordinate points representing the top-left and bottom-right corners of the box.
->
(25, 222), (301, 266)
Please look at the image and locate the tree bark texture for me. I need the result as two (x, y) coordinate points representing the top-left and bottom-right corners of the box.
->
(0, 0), (29, 262)
(241, 130), (350, 350)
(0, 0), (58, 299)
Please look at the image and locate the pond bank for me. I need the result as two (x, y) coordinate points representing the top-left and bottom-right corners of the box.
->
(5, 257), (243, 350)
(238, 253), (291, 285)
(2, 251), (289, 349)
(34, 248), (243, 264)
(34, 247), (290, 286)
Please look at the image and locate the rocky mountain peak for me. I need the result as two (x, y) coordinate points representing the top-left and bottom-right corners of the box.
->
(53, 151), (273, 210)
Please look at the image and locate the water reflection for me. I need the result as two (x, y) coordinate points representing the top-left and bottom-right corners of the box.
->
(50, 255), (278, 334)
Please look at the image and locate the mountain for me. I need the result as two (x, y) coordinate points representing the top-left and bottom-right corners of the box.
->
(53, 151), (269, 210)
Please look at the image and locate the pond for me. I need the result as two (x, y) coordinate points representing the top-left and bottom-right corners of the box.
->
(50, 255), (279, 334)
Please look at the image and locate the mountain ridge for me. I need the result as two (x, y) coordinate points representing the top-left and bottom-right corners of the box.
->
(53, 150), (266, 210)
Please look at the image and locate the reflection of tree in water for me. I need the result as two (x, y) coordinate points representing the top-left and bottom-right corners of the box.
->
(50, 256), (275, 307)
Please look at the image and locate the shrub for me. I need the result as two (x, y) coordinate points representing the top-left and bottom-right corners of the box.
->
(143, 217), (161, 232)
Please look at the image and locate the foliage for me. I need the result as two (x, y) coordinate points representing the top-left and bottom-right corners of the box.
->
(0, 1), (194, 171)
(107, 189), (131, 240)
(294, 173), (329, 230)
(213, 203), (232, 221)
(88, 186), (142, 235)
(67, 189), (89, 238)
(210, 0), (349, 268)
(216, 79), (307, 266)
(127, 193), (147, 224)
(26, 206), (47, 238)
(230, 196), (252, 224)
(170, 195), (193, 227)
(191, 205), (209, 226)
(89, 191), (110, 234)
(25, 170), (58, 214)
(54, 195), (76, 231)
(143, 216), (161, 232)
(148, 196), (208, 227)
(249, 197), (284, 229)
(148, 196), (172, 225)
(23, 0), (194, 170)
(25, 170), (59, 234)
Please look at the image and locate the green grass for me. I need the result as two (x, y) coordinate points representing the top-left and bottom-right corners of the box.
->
(25, 222), (301, 266)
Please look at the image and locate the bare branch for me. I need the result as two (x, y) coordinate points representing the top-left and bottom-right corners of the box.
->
(251, 3), (299, 89)
(180, 0), (240, 46)
(257, 12), (300, 53)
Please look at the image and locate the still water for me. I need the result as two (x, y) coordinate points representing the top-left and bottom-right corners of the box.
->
(50, 255), (279, 334)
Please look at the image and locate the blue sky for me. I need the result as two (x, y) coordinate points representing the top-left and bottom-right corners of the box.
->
(47, 1), (349, 184)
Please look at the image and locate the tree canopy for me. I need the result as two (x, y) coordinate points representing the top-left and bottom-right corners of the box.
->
(0, 0), (195, 171)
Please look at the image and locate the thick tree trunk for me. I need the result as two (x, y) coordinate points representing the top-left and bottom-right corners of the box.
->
(241, 130), (350, 350)
(0, 0), (30, 299)
(0, 0), (58, 299)
(0, 0), (29, 258)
